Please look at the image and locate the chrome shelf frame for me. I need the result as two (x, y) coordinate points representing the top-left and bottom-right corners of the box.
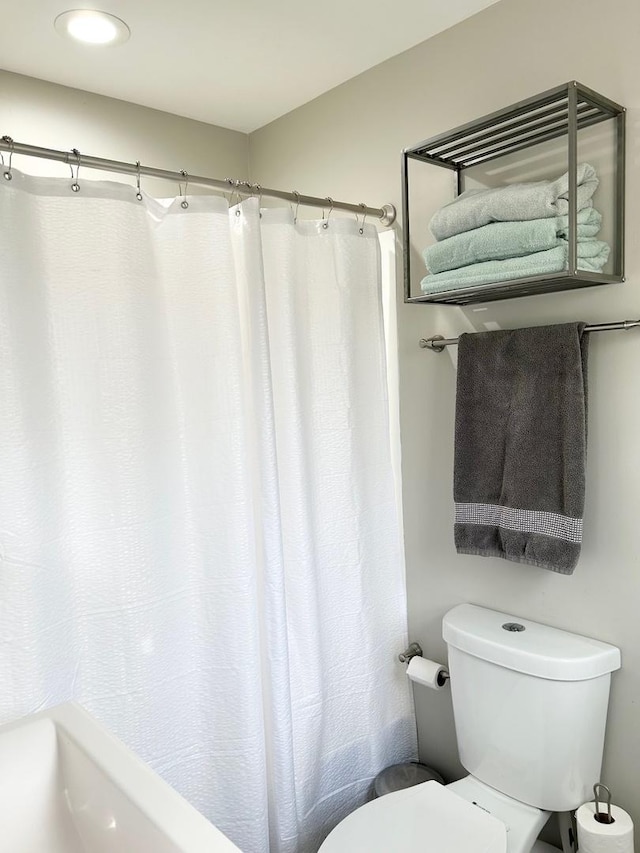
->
(402, 81), (626, 305)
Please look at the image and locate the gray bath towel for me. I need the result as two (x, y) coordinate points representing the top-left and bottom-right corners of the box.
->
(454, 323), (589, 574)
(430, 163), (598, 241)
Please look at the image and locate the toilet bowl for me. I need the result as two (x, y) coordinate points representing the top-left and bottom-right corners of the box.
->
(319, 604), (620, 853)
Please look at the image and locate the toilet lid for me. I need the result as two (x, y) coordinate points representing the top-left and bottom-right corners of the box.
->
(319, 781), (507, 853)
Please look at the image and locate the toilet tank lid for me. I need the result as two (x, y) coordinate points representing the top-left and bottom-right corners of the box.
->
(443, 604), (621, 681)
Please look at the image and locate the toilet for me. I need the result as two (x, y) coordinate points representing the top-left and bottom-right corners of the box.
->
(319, 603), (621, 853)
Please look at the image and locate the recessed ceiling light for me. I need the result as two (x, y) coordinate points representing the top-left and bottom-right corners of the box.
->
(54, 10), (130, 46)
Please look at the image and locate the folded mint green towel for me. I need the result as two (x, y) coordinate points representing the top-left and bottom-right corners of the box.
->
(429, 164), (598, 241)
(423, 208), (602, 274)
(420, 240), (610, 295)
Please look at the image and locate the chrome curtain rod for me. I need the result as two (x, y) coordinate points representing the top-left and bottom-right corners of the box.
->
(0, 136), (396, 226)
(419, 320), (640, 352)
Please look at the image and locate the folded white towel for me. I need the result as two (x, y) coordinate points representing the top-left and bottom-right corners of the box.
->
(429, 164), (599, 241)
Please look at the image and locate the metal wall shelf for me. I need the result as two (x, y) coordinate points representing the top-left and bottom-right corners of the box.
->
(402, 81), (626, 305)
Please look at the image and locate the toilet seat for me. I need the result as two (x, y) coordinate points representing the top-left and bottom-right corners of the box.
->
(318, 781), (507, 853)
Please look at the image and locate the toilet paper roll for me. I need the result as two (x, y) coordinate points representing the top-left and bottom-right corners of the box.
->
(576, 801), (634, 853)
(406, 656), (448, 690)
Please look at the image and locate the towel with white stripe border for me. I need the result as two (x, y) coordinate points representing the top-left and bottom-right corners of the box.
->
(454, 323), (589, 574)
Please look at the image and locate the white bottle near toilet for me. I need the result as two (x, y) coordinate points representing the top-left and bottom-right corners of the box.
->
(319, 604), (621, 853)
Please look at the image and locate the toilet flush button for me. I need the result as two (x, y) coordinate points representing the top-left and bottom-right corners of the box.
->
(502, 622), (525, 632)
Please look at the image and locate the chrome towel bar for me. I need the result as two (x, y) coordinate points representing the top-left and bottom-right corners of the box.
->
(419, 319), (640, 352)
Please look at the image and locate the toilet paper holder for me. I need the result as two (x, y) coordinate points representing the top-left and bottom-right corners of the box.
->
(399, 643), (451, 687)
(398, 642), (423, 663)
(593, 783), (614, 824)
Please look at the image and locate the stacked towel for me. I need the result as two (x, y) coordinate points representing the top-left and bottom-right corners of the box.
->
(430, 164), (599, 240)
(422, 242), (610, 294)
(423, 208), (602, 275)
(421, 165), (609, 295)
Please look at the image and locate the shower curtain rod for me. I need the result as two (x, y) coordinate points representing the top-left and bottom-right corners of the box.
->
(419, 319), (640, 351)
(0, 136), (397, 226)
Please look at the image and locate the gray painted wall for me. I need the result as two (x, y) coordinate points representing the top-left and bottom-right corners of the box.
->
(250, 0), (640, 832)
(0, 70), (248, 193)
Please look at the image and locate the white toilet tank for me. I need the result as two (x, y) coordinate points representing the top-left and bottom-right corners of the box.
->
(443, 604), (620, 813)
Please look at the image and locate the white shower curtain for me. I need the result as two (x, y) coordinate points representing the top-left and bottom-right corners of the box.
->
(0, 170), (416, 852)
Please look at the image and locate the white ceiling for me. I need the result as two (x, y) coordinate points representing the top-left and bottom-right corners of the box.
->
(1, 0), (502, 133)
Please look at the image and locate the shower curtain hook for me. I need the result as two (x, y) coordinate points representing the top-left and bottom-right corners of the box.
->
(1, 135), (13, 181)
(224, 177), (235, 205)
(233, 180), (243, 215)
(292, 190), (300, 223)
(254, 183), (263, 217)
(323, 197), (334, 229)
(239, 180), (253, 215)
(135, 161), (143, 201)
(358, 202), (367, 235)
(229, 180), (238, 207)
(68, 148), (81, 192)
(179, 170), (189, 208)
